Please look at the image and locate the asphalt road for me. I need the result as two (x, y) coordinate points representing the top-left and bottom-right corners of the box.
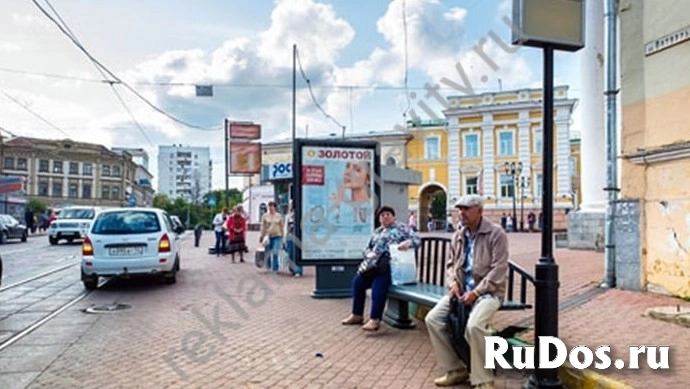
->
(0, 233), (81, 287)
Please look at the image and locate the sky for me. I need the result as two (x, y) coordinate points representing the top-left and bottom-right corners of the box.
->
(0, 0), (583, 192)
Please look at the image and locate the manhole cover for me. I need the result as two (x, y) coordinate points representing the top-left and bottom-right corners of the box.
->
(83, 303), (133, 314)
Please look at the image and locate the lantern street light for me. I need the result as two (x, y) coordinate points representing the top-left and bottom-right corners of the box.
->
(504, 161), (523, 232)
(519, 175), (530, 232)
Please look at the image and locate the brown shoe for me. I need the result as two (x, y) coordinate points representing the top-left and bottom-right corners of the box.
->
(341, 314), (364, 325)
(433, 369), (469, 387)
(361, 319), (381, 331)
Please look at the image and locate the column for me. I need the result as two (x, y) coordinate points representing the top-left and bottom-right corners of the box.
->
(447, 124), (461, 203)
(517, 112), (531, 180)
(578, 0), (606, 210)
(481, 114), (495, 198)
(555, 116), (573, 198)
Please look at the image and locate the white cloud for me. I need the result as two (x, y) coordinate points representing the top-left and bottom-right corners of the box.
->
(257, 0), (354, 68)
(0, 42), (21, 52)
(11, 13), (50, 28)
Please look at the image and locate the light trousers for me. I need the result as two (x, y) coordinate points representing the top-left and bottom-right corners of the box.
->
(425, 294), (501, 386)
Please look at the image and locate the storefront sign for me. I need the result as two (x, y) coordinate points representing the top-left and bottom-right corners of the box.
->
(268, 162), (292, 180)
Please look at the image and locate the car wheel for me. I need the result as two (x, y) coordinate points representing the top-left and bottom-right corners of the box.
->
(82, 271), (98, 290)
(0, 232), (6, 245)
(49, 237), (58, 245)
(21, 232), (27, 242)
(164, 261), (178, 284)
(83, 279), (98, 290)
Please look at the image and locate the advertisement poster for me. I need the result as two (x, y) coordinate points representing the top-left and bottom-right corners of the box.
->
(229, 142), (261, 174)
(300, 146), (375, 260)
(226, 122), (261, 139)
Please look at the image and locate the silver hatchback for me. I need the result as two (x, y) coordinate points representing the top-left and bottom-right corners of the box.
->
(81, 208), (182, 290)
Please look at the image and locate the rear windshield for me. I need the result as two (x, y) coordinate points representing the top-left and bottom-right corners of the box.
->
(92, 211), (161, 234)
(60, 208), (96, 220)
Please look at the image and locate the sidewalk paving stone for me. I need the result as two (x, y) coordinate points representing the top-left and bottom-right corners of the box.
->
(0, 229), (686, 388)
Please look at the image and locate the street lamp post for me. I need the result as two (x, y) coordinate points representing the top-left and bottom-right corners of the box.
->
(519, 175), (530, 232)
(504, 161), (523, 232)
(511, 1), (584, 387)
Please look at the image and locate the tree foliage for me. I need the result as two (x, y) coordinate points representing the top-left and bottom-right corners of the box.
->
(26, 198), (47, 214)
(150, 189), (244, 229)
(430, 191), (447, 219)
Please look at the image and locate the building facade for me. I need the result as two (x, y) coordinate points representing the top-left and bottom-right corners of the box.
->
(111, 147), (155, 207)
(406, 86), (578, 231)
(157, 145), (212, 202)
(618, 1), (690, 296)
(2, 137), (138, 208)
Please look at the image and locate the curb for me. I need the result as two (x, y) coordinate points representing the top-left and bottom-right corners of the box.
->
(558, 361), (634, 389)
(504, 337), (633, 388)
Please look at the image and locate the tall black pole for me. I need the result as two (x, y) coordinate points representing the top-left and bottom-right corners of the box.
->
(520, 180), (525, 232)
(527, 46), (562, 389)
(224, 118), (230, 208)
(512, 174), (517, 232)
(292, 44), (297, 143)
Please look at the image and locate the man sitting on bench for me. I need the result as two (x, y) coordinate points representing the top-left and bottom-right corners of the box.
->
(425, 194), (509, 389)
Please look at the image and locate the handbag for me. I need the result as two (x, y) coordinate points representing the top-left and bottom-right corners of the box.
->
(254, 246), (265, 268)
(357, 251), (390, 278)
(448, 296), (472, 369)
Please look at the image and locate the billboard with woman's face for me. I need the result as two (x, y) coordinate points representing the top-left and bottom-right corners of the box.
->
(293, 139), (380, 264)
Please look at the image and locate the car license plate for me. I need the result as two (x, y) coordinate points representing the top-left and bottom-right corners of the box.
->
(109, 246), (144, 256)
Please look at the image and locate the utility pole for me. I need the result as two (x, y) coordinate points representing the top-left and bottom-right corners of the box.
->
(224, 118), (230, 208)
(292, 44), (297, 143)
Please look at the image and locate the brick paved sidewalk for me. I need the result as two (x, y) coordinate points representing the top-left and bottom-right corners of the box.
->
(6, 230), (689, 388)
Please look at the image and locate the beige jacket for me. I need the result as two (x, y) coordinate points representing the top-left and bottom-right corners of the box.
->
(445, 218), (509, 299)
(260, 212), (284, 238)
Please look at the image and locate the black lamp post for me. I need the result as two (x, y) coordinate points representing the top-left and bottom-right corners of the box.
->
(504, 161), (523, 232)
(511, 1), (584, 387)
(519, 175), (530, 232)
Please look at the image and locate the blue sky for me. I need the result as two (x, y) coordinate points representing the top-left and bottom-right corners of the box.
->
(0, 0), (582, 191)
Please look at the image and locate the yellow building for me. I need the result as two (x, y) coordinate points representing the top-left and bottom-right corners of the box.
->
(407, 86), (578, 231)
(618, 1), (690, 296)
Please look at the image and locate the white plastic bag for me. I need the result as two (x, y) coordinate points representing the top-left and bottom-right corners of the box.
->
(389, 244), (417, 286)
(261, 235), (269, 247)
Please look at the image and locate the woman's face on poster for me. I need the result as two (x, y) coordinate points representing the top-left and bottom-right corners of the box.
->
(343, 162), (369, 189)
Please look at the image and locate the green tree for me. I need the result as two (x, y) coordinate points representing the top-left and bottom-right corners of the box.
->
(26, 198), (47, 214)
(152, 194), (172, 210)
(430, 192), (447, 220)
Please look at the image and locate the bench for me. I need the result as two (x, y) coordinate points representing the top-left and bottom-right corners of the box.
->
(383, 236), (533, 329)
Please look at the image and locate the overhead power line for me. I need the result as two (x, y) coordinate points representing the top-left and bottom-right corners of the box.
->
(30, 0), (219, 132)
(41, 0), (154, 147)
(295, 48), (345, 133)
(0, 88), (72, 138)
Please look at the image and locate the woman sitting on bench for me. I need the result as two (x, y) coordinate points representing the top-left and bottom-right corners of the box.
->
(341, 205), (420, 331)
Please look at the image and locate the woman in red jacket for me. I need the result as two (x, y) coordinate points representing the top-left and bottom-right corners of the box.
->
(225, 206), (247, 262)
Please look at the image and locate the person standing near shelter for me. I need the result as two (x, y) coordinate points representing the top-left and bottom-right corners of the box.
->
(212, 207), (229, 257)
(226, 206), (247, 263)
(284, 201), (303, 277)
(408, 211), (417, 232)
(259, 201), (284, 273)
(425, 194), (509, 389)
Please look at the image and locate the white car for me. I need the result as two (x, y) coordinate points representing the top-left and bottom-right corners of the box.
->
(49, 206), (100, 245)
(81, 208), (183, 290)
